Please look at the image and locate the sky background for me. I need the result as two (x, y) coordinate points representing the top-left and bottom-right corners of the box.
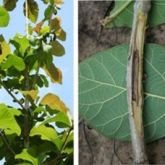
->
(0, 0), (73, 164)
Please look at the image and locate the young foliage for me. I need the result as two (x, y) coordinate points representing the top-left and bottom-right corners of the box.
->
(0, 0), (73, 164)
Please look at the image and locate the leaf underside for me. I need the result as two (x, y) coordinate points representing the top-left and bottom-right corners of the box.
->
(79, 44), (165, 143)
(106, 0), (165, 28)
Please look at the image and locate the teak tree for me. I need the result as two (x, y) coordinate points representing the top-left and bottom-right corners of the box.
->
(0, 0), (73, 165)
(79, 0), (165, 164)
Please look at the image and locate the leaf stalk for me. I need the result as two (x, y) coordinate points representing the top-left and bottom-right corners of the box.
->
(101, 0), (133, 26)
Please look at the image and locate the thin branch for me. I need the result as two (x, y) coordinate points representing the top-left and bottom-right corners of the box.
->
(23, 68), (30, 148)
(45, 127), (73, 165)
(0, 130), (15, 155)
(0, 80), (25, 110)
(60, 126), (73, 153)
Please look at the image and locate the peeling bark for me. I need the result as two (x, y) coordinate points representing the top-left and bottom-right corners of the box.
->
(127, 1), (151, 164)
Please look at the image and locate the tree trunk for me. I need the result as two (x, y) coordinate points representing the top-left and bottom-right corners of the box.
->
(127, 1), (151, 164)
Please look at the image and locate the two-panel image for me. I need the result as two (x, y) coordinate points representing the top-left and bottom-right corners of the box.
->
(0, 0), (165, 165)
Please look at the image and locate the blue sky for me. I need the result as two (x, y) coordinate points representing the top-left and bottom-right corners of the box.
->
(0, 0), (73, 163)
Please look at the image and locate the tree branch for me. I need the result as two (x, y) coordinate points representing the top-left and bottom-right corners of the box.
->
(60, 126), (73, 153)
(127, 1), (151, 164)
(23, 68), (30, 148)
(0, 130), (15, 156)
(0, 80), (25, 110)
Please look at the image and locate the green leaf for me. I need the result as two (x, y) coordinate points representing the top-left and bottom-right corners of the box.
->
(40, 93), (68, 113)
(33, 107), (46, 115)
(2, 54), (25, 71)
(10, 34), (29, 55)
(44, 5), (53, 20)
(30, 125), (62, 150)
(15, 149), (38, 165)
(0, 6), (9, 27)
(104, 0), (133, 28)
(3, 0), (18, 11)
(23, 0), (39, 23)
(0, 104), (21, 135)
(51, 40), (65, 56)
(41, 112), (72, 128)
(105, 0), (165, 28)
(40, 26), (50, 35)
(79, 44), (165, 142)
(0, 35), (10, 63)
(149, 1), (165, 27)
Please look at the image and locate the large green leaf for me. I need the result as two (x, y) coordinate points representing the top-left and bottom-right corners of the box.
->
(0, 6), (9, 27)
(30, 125), (62, 150)
(1, 54), (25, 71)
(106, 0), (165, 28)
(15, 149), (38, 165)
(10, 34), (30, 55)
(41, 112), (72, 128)
(79, 44), (165, 142)
(0, 104), (21, 135)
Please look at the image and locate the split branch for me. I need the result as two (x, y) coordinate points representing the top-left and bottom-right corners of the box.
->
(127, 1), (151, 164)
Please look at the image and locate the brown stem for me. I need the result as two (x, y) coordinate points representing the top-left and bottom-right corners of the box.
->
(127, 1), (151, 164)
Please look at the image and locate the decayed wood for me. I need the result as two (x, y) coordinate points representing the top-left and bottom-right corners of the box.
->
(127, 1), (151, 164)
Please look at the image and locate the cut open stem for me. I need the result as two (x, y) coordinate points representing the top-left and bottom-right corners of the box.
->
(127, 1), (151, 164)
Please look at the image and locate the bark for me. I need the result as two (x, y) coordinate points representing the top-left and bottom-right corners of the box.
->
(127, 1), (151, 164)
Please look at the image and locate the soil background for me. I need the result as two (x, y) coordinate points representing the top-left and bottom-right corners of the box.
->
(79, 1), (165, 165)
